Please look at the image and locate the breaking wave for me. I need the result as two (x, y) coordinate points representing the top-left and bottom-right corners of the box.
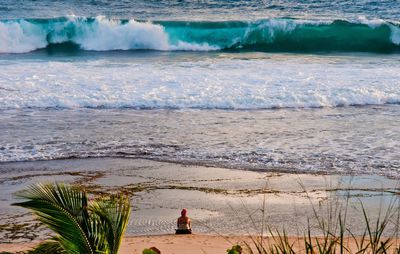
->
(1, 16), (400, 53)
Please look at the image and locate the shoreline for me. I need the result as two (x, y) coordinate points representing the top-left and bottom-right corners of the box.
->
(1, 106), (399, 179)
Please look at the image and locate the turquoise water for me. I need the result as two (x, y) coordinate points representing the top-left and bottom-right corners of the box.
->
(1, 1), (400, 54)
(1, 17), (399, 53)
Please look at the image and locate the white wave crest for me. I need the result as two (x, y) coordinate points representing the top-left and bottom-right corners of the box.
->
(0, 20), (47, 53)
(75, 17), (170, 51)
(356, 16), (387, 28)
(169, 41), (220, 51)
(0, 16), (220, 53)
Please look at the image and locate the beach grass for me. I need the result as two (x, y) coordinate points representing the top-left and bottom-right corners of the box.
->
(233, 179), (400, 254)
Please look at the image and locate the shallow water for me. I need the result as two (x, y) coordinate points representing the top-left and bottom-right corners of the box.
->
(0, 106), (399, 177)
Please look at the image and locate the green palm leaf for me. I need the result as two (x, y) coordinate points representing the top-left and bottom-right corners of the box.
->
(12, 183), (131, 254)
(90, 194), (131, 254)
(26, 239), (64, 254)
(13, 183), (99, 254)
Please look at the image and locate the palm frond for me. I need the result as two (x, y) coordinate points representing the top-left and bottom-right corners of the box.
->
(12, 183), (95, 254)
(26, 239), (64, 254)
(90, 194), (131, 254)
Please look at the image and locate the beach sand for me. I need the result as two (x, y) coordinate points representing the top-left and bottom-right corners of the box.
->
(1, 234), (234, 253)
(1, 234), (400, 253)
(0, 158), (399, 253)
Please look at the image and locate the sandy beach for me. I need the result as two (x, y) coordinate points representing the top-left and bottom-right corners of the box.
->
(0, 234), (241, 253)
(1, 158), (399, 253)
(2, 234), (400, 254)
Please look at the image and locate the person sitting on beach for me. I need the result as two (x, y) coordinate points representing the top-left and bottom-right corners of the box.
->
(176, 208), (192, 234)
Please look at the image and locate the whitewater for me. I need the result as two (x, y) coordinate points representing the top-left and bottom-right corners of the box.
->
(1, 53), (400, 109)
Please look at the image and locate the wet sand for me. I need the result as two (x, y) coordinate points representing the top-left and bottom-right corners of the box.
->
(0, 158), (399, 251)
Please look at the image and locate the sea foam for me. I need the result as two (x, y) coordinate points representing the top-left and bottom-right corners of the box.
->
(0, 55), (399, 110)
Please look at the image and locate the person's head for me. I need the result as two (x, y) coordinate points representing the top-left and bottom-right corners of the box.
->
(181, 208), (187, 217)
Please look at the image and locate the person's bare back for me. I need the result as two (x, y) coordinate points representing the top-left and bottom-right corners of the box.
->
(176, 209), (192, 234)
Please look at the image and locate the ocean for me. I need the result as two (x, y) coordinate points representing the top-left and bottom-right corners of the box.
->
(1, 0), (399, 177)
